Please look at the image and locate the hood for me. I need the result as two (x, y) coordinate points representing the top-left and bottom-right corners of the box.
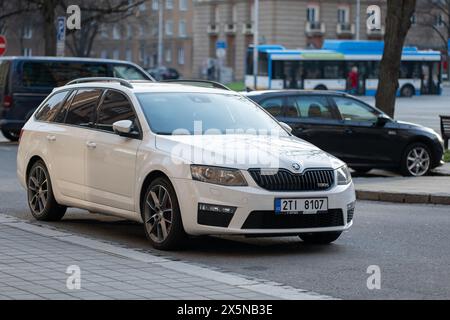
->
(155, 134), (345, 171)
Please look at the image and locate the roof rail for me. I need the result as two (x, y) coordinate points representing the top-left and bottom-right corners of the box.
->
(66, 77), (134, 89)
(160, 79), (231, 91)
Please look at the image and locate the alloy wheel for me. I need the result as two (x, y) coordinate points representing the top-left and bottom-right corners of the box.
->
(28, 165), (49, 214)
(144, 185), (173, 243)
(406, 146), (430, 176)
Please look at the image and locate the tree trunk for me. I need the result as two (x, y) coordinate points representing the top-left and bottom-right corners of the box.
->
(375, 0), (416, 118)
(41, 0), (58, 56)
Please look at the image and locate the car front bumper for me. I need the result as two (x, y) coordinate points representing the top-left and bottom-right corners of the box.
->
(171, 176), (356, 236)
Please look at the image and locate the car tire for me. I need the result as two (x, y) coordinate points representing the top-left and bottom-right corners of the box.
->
(351, 167), (372, 174)
(27, 160), (66, 221)
(1, 129), (20, 142)
(400, 142), (432, 177)
(142, 177), (187, 250)
(299, 231), (342, 244)
(400, 85), (414, 98)
(314, 85), (327, 91)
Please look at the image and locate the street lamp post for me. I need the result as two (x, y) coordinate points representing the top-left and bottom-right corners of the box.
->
(157, 0), (164, 67)
(355, 0), (360, 40)
(253, 0), (259, 90)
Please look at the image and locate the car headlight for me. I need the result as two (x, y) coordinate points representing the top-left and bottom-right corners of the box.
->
(190, 165), (248, 186)
(336, 165), (352, 185)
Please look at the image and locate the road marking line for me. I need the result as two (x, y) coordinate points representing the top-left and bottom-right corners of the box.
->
(0, 213), (337, 300)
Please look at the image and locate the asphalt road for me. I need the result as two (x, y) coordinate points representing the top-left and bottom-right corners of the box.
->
(1, 141), (450, 299)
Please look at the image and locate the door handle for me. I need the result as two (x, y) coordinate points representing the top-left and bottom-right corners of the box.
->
(46, 135), (56, 142)
(86, 141), (97, 149)
(344, 128), (354, 134)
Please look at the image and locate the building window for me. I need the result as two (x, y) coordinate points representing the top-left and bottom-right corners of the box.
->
(178, 47), (185, 65)
(411, 14), (416, 25)
(113, 25), (121, 40)
(179, 20), (186, 37)
(434, 13), (444, 27)
(179, 0), (188, 11)
(126, 25), (133, 39)
(23, 48), (32, 56)
(165, 20), (173, 35)
(152, 0), (159, 10)
(139, 2), (146, 11)
(214, 5), (220, 23)
(166, 0), (173, 10)
(232, 4), (237, 23)
(165, 48), (172, 63)
(306, 5), (319, 23)
(22, 25), (33, 39)
(125, 49), (132, 61)
(337, 6), (349, 24)
(100, 50), (108, 59)
(113, 49), (120, 60)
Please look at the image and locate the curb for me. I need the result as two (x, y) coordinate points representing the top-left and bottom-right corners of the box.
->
(356, 190), (450, 205)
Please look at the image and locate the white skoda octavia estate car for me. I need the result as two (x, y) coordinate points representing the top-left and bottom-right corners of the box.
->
(17, 78), (356, 250)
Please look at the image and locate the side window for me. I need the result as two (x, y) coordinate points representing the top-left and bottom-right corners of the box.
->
(96, 90), (137, 133)
(333, 97), (378, 122)
(112, 65), (148, 80)
(286, 95), (334, 119)
(65, 89), (103, 127)
(259, 97), (284, 117)
(35, 91), (70, 122)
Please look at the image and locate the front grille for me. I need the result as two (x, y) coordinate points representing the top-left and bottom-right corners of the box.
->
(242, 209), (344, 229)
(248, 168), (335, 191)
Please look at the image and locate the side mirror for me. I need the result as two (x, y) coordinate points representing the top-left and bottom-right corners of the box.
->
(376, 114), (391, 127)
(113, 120), (133, 136)
(279, 121), (293, 133)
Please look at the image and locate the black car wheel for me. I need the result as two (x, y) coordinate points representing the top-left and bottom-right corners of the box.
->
(1, 129), (20, 142)
(142, 177), (187, 250)
(27, 160), (66, 221)
(400, 85), (414, 98)
(299, 231), (342, 244)
(400, 143), (432, 176)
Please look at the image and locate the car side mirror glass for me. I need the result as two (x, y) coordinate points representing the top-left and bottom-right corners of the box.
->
(113, 120), (133, 136)
(279, 121), (293, 133)
(376, 114), (390, 127)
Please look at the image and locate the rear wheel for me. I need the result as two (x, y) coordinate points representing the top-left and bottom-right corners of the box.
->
(400, 85), (414, 98)
(1, 129), (20, 142)
(299, 231), (342, 244)
(314, 85), (327, 91)
(142, 177), (187, 250)
(27, 160), (66, 221)
(400, 143), (431, 176)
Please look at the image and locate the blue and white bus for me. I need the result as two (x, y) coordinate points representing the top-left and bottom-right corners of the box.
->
(245, 40), (442, 96)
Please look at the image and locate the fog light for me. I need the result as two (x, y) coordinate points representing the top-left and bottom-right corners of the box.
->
(347, 201), (356, 223)
(198, 203), (236, 214)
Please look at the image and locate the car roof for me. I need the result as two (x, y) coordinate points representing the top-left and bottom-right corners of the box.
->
(243, 89), (350, 99)
(55, 81), (238, 95)
(0, 56), (139, 65)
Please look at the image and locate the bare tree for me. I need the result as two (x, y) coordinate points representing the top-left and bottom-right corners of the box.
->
(0, 1), (32, 35)
(375, 0), (417, 117)
(65, 0), (147, 57)
(23, 0), (146, 56)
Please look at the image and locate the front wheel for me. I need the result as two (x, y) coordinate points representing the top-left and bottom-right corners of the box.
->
(400, 143), (432, 176)
(299, 231), (342, 244)
(142, 177), (187, 250)
(27, 160), (66, 221)
(1, 129), (20, 142)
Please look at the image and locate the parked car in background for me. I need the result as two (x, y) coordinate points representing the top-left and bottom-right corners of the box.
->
(0, 57), (153, 141)
(245, 90), (445, 177)
(17, 78), (355, 250)
(147, 66), (181, 81)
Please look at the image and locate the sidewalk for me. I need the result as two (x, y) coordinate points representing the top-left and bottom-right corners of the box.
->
(354, 164), (450, 205)
(0, 215), (332, 300)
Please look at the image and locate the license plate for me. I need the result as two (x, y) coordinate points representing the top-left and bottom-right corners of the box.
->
(274, 198), (328, 214)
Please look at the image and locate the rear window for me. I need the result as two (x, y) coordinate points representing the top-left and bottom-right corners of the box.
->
(35, 90), (70, 122)
(21, 62), (108, 88)
(0, 60), (10, 92)
(65, 89), (103, 127)
(112, 65), (148, 80)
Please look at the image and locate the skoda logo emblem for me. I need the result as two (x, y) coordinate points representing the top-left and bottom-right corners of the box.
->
(292, 163), (301, 171)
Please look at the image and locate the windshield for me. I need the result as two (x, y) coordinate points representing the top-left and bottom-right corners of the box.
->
(136, 92), (287, 136)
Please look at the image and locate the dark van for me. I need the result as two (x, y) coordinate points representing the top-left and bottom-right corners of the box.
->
(0, 57), (153, 141)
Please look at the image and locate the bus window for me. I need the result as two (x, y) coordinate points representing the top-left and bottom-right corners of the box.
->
(304, 61), (322, 79)
(323, 61), (344, 79)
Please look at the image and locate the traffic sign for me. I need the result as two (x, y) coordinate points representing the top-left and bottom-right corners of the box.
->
(56, 17), (66, 57)
(216, 40), (227, 50)
(216, 40), (227, 59)
(0, 35), (7, 56)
